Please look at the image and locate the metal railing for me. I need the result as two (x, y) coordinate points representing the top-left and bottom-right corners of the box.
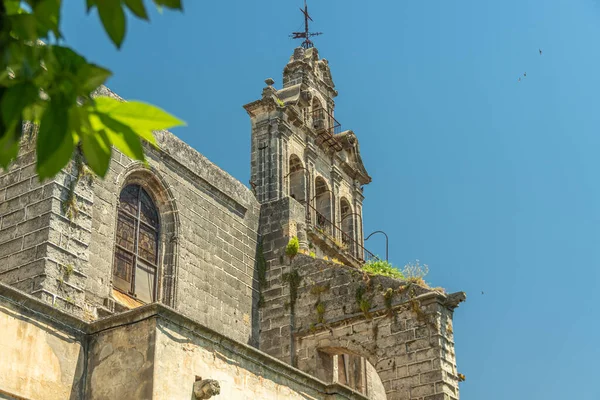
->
(312, 108), (342, 135)
(306, 202), (379, 263)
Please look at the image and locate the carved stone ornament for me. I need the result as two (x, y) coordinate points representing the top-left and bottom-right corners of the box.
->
(193, 379), (221, 399)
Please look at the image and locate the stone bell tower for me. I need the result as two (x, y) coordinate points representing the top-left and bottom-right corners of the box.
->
(244, 46), (372, 267)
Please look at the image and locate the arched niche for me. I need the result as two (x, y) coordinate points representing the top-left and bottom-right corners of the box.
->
(340, 197), (355, 254)
(314, 176), (332, 233)
(288, 154), (306, 203)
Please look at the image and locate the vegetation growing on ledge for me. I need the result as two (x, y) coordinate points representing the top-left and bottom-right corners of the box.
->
(285, 236), (299, 260)
(362, 259), (404, 279)
(402, 260), (430, 287)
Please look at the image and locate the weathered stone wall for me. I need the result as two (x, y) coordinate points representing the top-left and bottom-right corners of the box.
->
(84, 120), (261, 344)
(0, 284), (85, 400)
(86, 317), (156, 399)
(260, 254), (465, 400)
(0, 135), (49, 296)
(0, 127), (92, 317)
(153, 314), (367, 400)
(0, 282), (369, 400)
(0, 88), (263, 345)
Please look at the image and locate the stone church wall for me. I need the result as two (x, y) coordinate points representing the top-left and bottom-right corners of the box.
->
(0, 282), (369, 400)
(0, 88), (263, 346)
(84, 120), (262, 345)
(260, 254), (463, 400)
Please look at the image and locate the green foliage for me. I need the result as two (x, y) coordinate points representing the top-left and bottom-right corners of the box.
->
(402, 260), (430, 287)
(315, 302), (325, 324)
(282, 269), (302, 311)
(0, 0), (185, 179)
(309, 284), (329, 297)
(309, 251), (316, 258)
(285, 236), (299, 259)
(64, 263), (74, 277)
(358, 298), (371, 319)
(383, 287), (394, 316)
(362, 259), (404, 279)
(355, 285), (372, 319)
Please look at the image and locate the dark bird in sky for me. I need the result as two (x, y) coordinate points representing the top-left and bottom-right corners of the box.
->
(481, 291), (484, 295)
(524, 72), (527, 77)
(539, 49), (542, 55)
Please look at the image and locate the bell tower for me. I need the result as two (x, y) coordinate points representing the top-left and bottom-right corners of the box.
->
(243, 7), (372, 267)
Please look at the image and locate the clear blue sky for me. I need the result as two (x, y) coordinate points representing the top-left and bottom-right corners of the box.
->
(62, 1), (600, 398)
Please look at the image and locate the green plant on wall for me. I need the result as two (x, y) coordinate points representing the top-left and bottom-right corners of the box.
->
(62, 151), (94, 221)
(285, 236), (299, 260)
(402, 260), (430, 287)
(282, 269), (302, 311)
(64, 264), (74, 276)
(383, 287), (394, 317)
(355, 285), (372, 319)
(310, 283), (329, 325)
(316, 302), (325, 324)
(362, 259), (404, 279)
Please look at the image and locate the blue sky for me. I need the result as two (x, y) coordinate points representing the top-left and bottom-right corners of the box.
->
(62, 0), (600, 398)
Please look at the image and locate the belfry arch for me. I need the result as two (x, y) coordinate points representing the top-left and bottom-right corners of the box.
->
(340, 197), (355, 253)
(314, 176), (332, 233)
(288, 154), (306, 203)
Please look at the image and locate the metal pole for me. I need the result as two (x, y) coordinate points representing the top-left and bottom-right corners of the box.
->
(365, 230), (389, 261)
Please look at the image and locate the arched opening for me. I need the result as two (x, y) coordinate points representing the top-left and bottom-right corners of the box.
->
(312, 97), (325, 131)
(317, 349), (387, 400)
(113, 184), (159, 304)
(112, 167), (179, 308)
(340, 197), (354, 254)
(288, 155), (306, 203)
(314, 176), (332, 233)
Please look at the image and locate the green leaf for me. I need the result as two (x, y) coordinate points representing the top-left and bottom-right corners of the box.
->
(124, 0), (149, 20)
(78, 63), (112, 93)
(0, 132), (20, 169)
(48, 46), (87, 75)
(153, 0), (183, 10)
(81, 129), (112, 177)
(22, 102), (46, 125)
(0, 82), (39, 132)
(5, 0), (22, 15)
(9, 14), (38, 41)
(37, 98), (75, 179)
(94, 98), (185, 135)
(34, 0), (61, 37)
(96, 0), (126, 48)
(91, 113), (145, 161)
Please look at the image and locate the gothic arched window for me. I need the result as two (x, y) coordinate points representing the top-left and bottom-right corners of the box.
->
(113, 184), (159, 304)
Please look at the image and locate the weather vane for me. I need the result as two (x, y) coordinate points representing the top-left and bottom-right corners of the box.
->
(291, 0), (322, 49)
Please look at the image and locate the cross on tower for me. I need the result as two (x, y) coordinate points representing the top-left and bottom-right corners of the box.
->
(291, 0), (322, 49)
